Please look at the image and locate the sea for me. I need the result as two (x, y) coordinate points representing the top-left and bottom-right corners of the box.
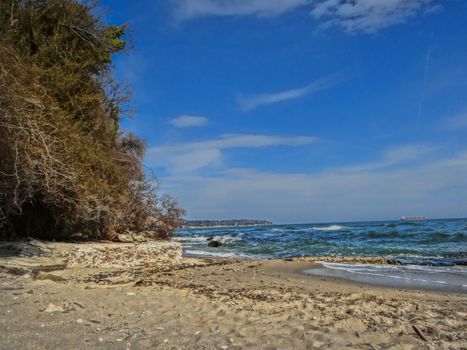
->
(174, 218), (467, 293)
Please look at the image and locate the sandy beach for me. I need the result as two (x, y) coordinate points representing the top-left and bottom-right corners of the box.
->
(1, 256), (466, 349)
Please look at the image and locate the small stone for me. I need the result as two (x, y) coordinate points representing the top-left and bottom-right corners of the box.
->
(77, 319), (84, 324)
(117, 234), (134, 243)
(98, 337), (104, 342)
(208, 240), (223, 247)
(116, 338), (123, 342)
(126, 292), (136, 296)
(44, 303), (65, 313)
(194, 331), (200, 335)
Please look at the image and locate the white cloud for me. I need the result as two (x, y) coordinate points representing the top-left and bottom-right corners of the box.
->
(158, 147), (467, 223)
(169, 115), (208, 128)
(442, 111), (467, 130)
(310, 0), (438, 33)
(239, 75), (341, 111)
(173, 0), (439, 33)
(341, 144), (436, 173)
(147, 133), (318, 172)
(174, 0), (311, 20)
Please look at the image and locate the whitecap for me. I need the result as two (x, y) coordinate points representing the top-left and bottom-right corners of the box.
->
(211, 235), (243, 244)
(312, 225), (351, 231)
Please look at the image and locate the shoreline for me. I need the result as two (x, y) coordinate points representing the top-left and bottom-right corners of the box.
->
(1, 256), (466, 349)
(1, 241), (466, 348)
(181, 253), (467, 294)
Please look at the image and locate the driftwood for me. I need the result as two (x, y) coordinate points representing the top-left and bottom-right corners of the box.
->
(412, 325), (428, 341)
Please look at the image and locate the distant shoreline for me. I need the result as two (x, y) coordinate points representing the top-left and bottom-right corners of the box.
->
(183, 223), (272, 229)
(182, 219), (273, 228)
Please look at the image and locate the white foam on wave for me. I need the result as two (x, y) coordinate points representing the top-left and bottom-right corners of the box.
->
(211, 235), (242, 244)
(174, 234), (242, 245)
(312, 225), (351, 231)
(304, 262), (467, 292)
(173, 236), (207, 242)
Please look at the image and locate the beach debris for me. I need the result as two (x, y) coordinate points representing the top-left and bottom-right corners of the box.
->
(35, 271), (66, 282)
(77, 318), (84, 324)
(126, 292), (136, 296)
(43, 303), (65, 313)
(412, 325), (428, 342)
(72, 301), (85, 309)
(117, 234), (134, 243)
(208, 240), (223, 247)
(134, 279), (146, 287)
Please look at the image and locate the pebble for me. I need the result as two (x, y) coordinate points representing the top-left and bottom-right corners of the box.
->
(77, 319), (84, 324)
(44, 303), (65, 313)
(126, 292), (136, 296)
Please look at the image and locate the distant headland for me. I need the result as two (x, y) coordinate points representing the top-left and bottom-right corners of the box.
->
(182, 219), (273, 228)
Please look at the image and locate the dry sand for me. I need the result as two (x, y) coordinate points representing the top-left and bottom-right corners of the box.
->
(0, 258), (466, 349)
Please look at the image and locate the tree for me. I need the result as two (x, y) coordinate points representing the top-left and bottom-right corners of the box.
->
(0, 0), (184, 240)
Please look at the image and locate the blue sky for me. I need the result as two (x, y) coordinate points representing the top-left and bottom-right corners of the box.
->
(103, 0), (467, 223)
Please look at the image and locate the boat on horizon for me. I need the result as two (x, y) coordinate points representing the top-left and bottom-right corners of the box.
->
(400, 216), (426, 221)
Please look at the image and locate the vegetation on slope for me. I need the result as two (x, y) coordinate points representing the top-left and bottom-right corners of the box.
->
(0, 0), (184, 240)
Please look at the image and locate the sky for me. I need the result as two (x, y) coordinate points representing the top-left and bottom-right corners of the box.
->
(102, 0), (467, 223)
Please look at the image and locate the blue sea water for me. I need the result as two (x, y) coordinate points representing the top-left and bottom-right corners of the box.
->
(175, 219), (467, 264)
(174, 219), (467, 292)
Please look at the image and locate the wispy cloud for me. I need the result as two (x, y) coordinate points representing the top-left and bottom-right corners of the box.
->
(159, 146), (467, 222)
(238, 75), (341, 111)
(341, 144), (437, 173)
(169, 115), (208, 128)
(147, 133), (318, 172)
(173, 0), (311, 21)
(442, 111), (467, 130)
(310, 0), (438, 33)
(173, 0), (439, 33)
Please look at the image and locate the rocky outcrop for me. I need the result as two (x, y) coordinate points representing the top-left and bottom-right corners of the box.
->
(0, 239), (182, 274)
(66, 242), (181, 268)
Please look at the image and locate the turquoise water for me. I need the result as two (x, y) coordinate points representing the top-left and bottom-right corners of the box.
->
(175, 219), (467, 265)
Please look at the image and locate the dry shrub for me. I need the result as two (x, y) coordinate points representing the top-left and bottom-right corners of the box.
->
(0, 0), (185, 240)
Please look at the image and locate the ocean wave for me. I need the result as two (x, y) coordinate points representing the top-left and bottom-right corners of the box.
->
(211, 235), (243, 244)
(173, 236), (208, 243)
(312, 225), (351, 231)
(317, 262), (467, 275)
(306, 262), (467, 292)
(174, 234), (243, 245)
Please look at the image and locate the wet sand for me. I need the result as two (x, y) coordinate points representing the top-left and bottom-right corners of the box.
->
(1, 258), (466, 349)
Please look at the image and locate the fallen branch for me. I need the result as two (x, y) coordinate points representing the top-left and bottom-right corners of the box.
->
(412, 325), (428, 342)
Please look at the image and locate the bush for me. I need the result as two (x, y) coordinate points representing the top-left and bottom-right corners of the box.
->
(0, 0), (185, 240)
